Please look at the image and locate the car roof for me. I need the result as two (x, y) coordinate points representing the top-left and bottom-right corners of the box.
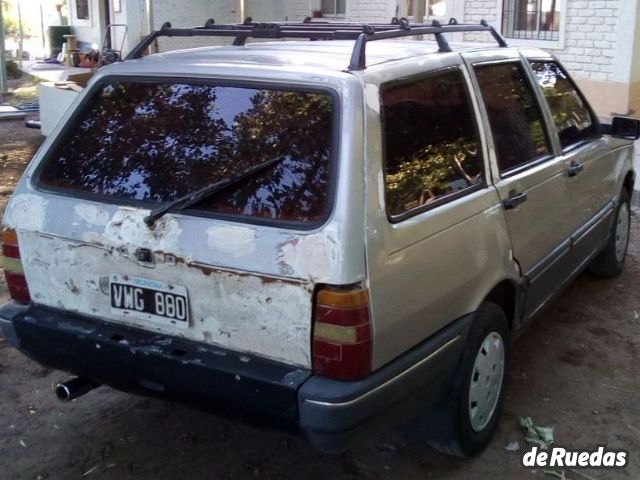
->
(131, 40), (549, 74)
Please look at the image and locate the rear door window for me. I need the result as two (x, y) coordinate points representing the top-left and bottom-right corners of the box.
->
(37, 81), (336, 225)
(529, 61), (598, 150)
(382, 68), (484, 220)
(474, 62), (551, 174)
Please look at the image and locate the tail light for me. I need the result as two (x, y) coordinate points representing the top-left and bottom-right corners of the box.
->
(312, 286), (371, 381)
(2, 228), (31, 304)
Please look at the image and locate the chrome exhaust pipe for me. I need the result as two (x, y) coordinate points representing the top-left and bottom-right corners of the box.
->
(54, 377), (100, 402)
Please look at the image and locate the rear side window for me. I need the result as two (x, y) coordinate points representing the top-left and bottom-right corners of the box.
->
(530, 61), (598, 150)
(474, 62), (551, 173)
(37, 81), (335, 225)
(382, 68), (484, 220)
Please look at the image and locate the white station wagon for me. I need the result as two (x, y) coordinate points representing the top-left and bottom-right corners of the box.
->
(1, 18), (638, 456)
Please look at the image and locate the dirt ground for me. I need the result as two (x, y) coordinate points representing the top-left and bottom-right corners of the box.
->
(0, 113), (639, 480)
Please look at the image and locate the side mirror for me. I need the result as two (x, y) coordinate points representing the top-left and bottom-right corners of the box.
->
(609, 116), (640, 140)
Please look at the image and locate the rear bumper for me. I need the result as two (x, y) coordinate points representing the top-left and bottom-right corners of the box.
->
(1, 302), (470, 452)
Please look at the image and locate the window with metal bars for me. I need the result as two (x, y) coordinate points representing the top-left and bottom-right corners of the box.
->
(75, 0), (90, 20)
(502, 0), (560, 40)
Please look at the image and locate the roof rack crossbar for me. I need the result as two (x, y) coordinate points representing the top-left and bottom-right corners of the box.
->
(430, 20), (452, 53)
(348, 21), (506, 69)
(125, 18), (509, 69)
(481, 19), (508, 48)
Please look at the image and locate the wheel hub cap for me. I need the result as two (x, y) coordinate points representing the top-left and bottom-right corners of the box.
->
(468, 331), (505, 432)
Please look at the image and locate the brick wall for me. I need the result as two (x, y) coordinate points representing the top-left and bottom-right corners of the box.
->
(285, 0), (395, 23)
(285, 0), (312, 20)
(146, 0), (623, 90)
(464, 0), (498, 41)
(152, 0), (238, 49)
(348, 0), (396, 22)
(464, 0), (620, 83)
(245, 0), (287, 21)
(555, 0), (619, 82)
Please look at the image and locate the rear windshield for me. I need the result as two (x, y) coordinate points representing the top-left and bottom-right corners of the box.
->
(37, 81), (336, 225)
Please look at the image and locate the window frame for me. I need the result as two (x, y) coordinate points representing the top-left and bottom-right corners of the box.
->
(471, 59), (556, 179)
(314, 0), (347, 17)
(527, 58), (602, 154)
(73, 0), (91, 25)
(32, 75), (342, 232)
(405, 0), (450, 20)
(497, 0), (567, 49)
(380, 66), (488, 224)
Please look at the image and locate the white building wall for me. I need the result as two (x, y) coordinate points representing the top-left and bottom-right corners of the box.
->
(69, 0), (143, 55)
(462, 0), (637, 116)
(69, 0), (104, 50)
(445, 0), (621, 88)
(245, 0), (288, 21)
(67, 0), (636, 118)
(152, 0), (237, 27)
(464, 0), (619, 80)
(463, 0), (497, 40)
(348, 0), (397, 22)
(554, 0), (618, 83)
(110, 4), (131, 54)
(151, 0), (238, 50)
(285, 0), (396, 22)
(286, 0), (314, 20)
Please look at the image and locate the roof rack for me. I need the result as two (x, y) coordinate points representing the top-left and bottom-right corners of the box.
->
(125, 17), (508, 71)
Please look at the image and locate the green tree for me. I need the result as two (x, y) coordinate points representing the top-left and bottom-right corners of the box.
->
(2, 1), (20, 36)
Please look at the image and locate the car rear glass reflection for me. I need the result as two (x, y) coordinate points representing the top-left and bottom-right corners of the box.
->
(38, 82), (335, 223)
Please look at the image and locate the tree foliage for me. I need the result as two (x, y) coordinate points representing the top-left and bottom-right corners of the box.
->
(39, 82), (334, 222)
(382, 70), (483, 216)
(531, 61), (596, 147)
(2, 0), (20, 36)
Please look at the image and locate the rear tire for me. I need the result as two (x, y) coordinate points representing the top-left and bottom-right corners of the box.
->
(426, 302), (509, 457)
(589, 189), (631, 277)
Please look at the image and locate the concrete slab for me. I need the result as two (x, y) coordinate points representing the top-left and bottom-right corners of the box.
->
(0, 105), (27, 121)
(26, 63), (92, 83)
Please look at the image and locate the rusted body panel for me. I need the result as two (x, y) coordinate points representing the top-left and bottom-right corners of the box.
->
(5, 186), (362, 367)
(3, 64), (366, 368)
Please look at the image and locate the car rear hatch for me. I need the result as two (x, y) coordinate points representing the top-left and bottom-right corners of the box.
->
(3, 76), (348, 368)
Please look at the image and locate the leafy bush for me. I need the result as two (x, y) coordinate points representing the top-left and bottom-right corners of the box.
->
(6, 59), (22, 79)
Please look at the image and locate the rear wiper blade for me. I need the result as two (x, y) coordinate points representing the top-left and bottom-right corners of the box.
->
(144, 156), (285, 228)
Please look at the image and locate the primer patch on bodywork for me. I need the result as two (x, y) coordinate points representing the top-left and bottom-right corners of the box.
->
(103, 208), (182, 251)
(4, 194), (47, 231)
(74, 204), (110, 226)
(277, 230), (339, 281)
(206, 226), (256, 258)
(18, 231), (314, 367)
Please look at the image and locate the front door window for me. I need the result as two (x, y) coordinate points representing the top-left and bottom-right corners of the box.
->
(473, 62), (551, 174)
(529, 61), (598, 150)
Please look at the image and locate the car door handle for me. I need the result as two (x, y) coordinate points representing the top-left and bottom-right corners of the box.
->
(502, 191), (528, 210)
(567, 161), (584, 177)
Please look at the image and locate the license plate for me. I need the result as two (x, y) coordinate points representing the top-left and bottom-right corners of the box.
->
(109, 275), (189, 328)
